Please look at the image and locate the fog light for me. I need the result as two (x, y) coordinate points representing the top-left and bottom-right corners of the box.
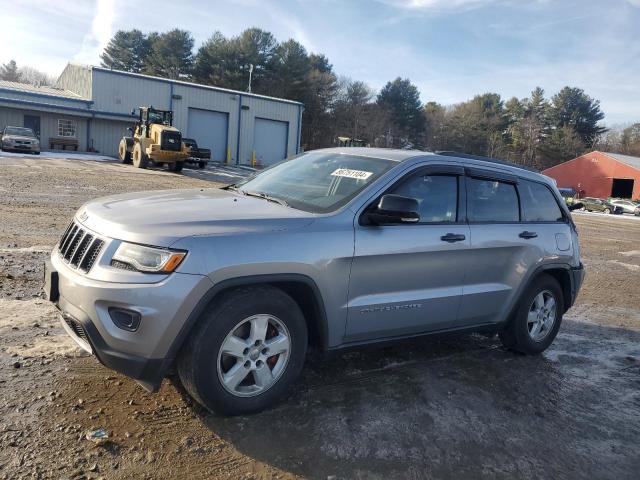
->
(109, 307), (141, 332)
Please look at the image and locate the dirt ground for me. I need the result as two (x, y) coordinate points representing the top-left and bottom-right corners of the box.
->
(1, 155), (639, 480)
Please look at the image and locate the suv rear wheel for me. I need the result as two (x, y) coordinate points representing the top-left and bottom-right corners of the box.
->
(177, 286), (308, 415)
(499, 274), (563, 354)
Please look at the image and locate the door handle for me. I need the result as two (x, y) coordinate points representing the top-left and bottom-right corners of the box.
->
(519, 231), (538, 239)
(441, 233), (466, 243)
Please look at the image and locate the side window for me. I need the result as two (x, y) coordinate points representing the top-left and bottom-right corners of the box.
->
(467, 177), (519, 222)
(519, 180), (564, 222)
(389, 174), (458, 223)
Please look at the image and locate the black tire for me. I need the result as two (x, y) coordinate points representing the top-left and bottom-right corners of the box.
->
(177, 286), (308, 415)
(119, 138), (132, 164)
(198, 161), (206, 169)
(499, 274), (564, 355)
(132, 143), (148, 169)
(168, 161), (184, 173)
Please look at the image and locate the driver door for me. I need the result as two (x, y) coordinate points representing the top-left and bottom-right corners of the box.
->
(345, 165), (471, 342)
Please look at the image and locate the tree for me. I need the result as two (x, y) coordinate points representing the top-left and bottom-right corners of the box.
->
(619, 123), (640, 156)
(549, 87), (606, 147)
(144, 29), (194, 79)
(423, 101), (448, 151)
(0, 60), (21, 82)
(194, 28), (277, 92)
(377, 78), (425, 148)
(539, 125), (585, 168)
(333, 79), (373, 140)
(100, 30), (151, 73)
(18, 66), (54, 86)
(443, 93), (508, 157)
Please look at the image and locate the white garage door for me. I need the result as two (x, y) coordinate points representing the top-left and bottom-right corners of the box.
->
(187, 108), (228, 161)
(253, 118), (289, 167)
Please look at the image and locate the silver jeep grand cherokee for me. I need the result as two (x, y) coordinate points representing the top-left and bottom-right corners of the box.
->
(45, 148), (584, 415)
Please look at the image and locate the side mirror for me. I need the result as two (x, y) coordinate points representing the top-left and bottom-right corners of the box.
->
(365, 194), (420, 225)
(568, 202), (583, 211)
(127, 127), (133, 133)
(131, 109), (136, 116)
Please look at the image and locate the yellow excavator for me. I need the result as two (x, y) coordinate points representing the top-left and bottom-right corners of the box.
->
(118, 106), (189, 172)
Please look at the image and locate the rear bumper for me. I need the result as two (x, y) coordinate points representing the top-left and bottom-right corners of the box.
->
(568, 263), (585, 308)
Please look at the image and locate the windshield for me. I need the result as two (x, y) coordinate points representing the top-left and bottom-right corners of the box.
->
(234, 152), (396, 213)
(4, 127), (35, 137)
(147, 110), (172, 125)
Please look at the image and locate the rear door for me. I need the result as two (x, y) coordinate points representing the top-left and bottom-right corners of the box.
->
(346, 165), (471, 342)
(458, 169), (543, 326)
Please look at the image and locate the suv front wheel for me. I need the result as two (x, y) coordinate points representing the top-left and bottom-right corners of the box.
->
(499, 274), (564, 354)
(178, 286), (308, 415)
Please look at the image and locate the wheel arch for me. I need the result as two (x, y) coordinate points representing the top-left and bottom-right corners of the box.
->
(501, 263), (575, 330)
(166, 274), (329, 368)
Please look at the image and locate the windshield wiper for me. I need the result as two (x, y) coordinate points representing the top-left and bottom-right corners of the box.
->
(241, 190), (289, 207)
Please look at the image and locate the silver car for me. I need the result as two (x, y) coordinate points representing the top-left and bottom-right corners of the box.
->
(610, 199), (640, 215)
(1, 125), (41, 154)
(45, 148), (585, 415)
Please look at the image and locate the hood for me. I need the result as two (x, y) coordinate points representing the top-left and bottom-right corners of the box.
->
(3, 135), (38, 142)
(78, 188), (315, 246)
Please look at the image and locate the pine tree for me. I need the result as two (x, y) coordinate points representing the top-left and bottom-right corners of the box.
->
(549, 87), (606, 147)
(144, 29), (194, 80)
(377, 78), (425, 148)
(0, 60), (21, 82)
(100, 30), (150, 73)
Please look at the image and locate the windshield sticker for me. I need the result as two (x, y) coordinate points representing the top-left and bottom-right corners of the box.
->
(331, 168), (373, 180)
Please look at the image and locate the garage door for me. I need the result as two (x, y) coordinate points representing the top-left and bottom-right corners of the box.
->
(187, 108), (228, 162)
(253, 118), (289, 167)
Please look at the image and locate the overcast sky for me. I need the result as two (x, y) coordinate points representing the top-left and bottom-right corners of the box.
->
(2, 0), (639, 125)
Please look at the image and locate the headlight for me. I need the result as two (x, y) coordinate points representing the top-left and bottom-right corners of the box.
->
(112, 242), (186, 273)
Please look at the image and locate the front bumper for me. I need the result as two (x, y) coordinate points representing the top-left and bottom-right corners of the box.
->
(46, 251), (213, 391)
(569, 263), (585, 308)
(2, 143), (40, 153)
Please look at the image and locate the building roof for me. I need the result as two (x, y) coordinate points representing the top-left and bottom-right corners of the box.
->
(601, 152), (640, 171)
(0, 79), (85, 100)
(90, 66), (304, 106)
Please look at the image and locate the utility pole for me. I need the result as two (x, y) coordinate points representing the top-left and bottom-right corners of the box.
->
(247, 64), (254, 93)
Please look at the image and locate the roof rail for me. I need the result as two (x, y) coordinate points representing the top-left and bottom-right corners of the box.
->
(434, 151), (538, 173)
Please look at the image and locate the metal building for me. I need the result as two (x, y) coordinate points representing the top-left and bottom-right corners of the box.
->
(542, 151), (640, 200)
(0, 64), (303, 166)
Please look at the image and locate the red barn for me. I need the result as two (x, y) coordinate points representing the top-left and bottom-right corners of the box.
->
(542, 151), (640, 200)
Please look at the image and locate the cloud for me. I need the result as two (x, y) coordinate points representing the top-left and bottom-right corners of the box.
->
(379, 0), (500, 11)
(626, 0), (640, 5)
(73, 0), (115, 64)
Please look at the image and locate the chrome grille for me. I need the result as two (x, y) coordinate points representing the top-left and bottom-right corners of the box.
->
(57, 220), (104, 273)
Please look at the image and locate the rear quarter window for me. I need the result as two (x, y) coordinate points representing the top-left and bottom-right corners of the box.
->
(519, 180), (564, 222)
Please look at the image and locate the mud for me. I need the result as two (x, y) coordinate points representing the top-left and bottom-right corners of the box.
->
(1, 155), (639, 479)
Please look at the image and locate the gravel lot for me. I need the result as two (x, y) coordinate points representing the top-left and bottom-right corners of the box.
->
(1, 154), (639, 480)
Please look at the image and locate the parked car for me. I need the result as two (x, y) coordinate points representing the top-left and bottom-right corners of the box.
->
(609, 199), (640, 215)
(1, 125), (40, 154)
(579, 197), (623, 214)
(183, 138), (211, 169)
(45, 148), (584, 415)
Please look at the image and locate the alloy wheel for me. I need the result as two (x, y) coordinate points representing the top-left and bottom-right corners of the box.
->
(217, 314), (291, 397)
(527, 290), (557, 342)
